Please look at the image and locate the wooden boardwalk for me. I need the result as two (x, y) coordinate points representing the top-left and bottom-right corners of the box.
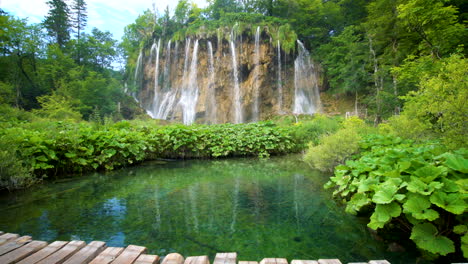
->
(0, 232), (391, 264)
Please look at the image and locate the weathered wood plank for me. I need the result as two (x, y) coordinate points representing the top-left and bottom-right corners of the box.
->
(369, 261), (390, 264)
(238, 261), (258, 264)
(347, 262), (368, 264)
(111, 245), (146, 264)
(0, 233), (20, 246)
(317, 260), (342, 264)
(36, 240), (86, 264)
(63, 241), (106, 264)
(291, 260), (319, 264)
(161, 253), (185, 264)
(0, 240), (48, 264)
(17, 241), (68, 264)
(260, 258), (288, 264)
(214, 252), (237, 264)
(134, 254), (160, 264)
(185, 256), (210, 264)
(89, 247), (124, 264)
(0, 236), (32, 256)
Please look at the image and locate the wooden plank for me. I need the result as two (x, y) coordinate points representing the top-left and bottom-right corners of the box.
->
(0, 240), (48, 264)
(260, 258), (288, 264)
(0, 236), (32, 256)
(238, 261), (258, 264)
(111, 245), (146, 264)
(134, 254), (160, 264)
(0, 233), (20, 246)
(318, 260), (342, 264)
(369, 261), (390, 264)
(291, 260), (319, 264)
(89, 247), (124, 264)
(184, 256), (210, 264)
(161, 253), (185, 264)
(17, 241), (68, 264)
(214, 253), (237, 264)
(63, 241), (106, 264)
(36, 240), (86, 264)
(17, 241), (69, 264)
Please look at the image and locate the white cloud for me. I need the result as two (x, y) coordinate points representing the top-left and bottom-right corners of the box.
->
(1, 0), (208, 40)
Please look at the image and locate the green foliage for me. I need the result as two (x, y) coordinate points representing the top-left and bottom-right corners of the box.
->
(325, 134), (468, 258)
(0, 121), (306, 190)
(399, 54), (468, 149)
(32, 93), (82, 121)
(290, 114), (343, 146)
(0, 139), (36, 191)
(303, 119), (365, 172)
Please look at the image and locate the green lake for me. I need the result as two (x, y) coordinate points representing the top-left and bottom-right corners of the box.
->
(0, 155), (417, 263)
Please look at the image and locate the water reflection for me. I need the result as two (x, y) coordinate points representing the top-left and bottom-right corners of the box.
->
(0, 156), (417, 263)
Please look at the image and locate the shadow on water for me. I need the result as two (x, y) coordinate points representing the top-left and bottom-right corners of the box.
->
(0, 155), (419, 263)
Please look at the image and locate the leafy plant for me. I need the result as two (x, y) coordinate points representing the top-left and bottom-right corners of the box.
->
(325, 134), (468, 258)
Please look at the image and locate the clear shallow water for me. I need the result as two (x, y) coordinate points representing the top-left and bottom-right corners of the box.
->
(0, 156), (417, 263)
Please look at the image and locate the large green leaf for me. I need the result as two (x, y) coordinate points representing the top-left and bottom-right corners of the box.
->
(412, 164), (446, 183)
(407, 176), (442, 195)
(430, 191), (467, 214)
(462, 234), (468, 259)
(372, 180), (400, 204)
(410, 223), (455, 255)
(443, 153), (468, 173)
(368, 202), (401, 230)
(403, 193), (439, 221)
(346, 193), (371, 215)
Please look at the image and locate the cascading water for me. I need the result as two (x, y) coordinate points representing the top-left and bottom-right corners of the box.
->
(206, 41), (217, 124)
(293, 40), (321, 115)
(277, 40), (283, 114)
(152, 39), (161, 116)
(179, 39), (199, 125)
(155, 41), (174, 119)
(252, 26), (261, 122)
(230, 28), (243, 124)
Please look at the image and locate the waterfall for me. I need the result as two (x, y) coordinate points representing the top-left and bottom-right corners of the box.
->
(179, 39), (199, 125)
(152, 39), (161, 116)
(207, 41), (217, 124)
(252, 26), (261, 122)
(134, 49), (143, 83)
(230, 29), (243, 123)
(293, 40), (321, 115)
(155, 41), (175, 119)
(277, 40), (283, 113)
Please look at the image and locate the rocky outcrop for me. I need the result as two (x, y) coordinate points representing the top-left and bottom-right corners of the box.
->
(134, 30), (321, 124)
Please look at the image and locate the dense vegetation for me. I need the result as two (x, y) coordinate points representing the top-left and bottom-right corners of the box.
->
(1, 0), (467, 261)
(0, 115), (344, 191)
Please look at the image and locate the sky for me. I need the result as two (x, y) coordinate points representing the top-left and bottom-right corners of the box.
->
(0, 0), (208, 41)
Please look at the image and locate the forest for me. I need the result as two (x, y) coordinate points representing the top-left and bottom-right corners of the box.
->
(0, 0), (467, 263)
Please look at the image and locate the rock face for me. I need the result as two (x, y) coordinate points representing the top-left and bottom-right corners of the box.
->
(134, 30), (322, 124)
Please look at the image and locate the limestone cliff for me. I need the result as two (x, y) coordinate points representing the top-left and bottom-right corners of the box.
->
(134, 29), (321, 124)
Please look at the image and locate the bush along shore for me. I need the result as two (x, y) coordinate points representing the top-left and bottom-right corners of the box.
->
(1, 117), (339, 191)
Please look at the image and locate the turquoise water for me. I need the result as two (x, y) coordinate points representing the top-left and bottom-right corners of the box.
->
(0, 156), (417, 263)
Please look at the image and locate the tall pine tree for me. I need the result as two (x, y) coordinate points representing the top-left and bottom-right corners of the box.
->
(43, 0), (71, 48)
(71, 0), (87, 42)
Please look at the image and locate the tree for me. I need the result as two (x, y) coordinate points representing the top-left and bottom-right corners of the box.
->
(400, 54), (468, 149)
(43, 0), (71, 48)
(70, 0), (87, 42)
(397, 0), (465, 58)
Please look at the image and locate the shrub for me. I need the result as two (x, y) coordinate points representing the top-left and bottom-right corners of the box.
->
(303, 116), (368, 172)
(0, 140), (36, 191)
(303, 127), (360, 172)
